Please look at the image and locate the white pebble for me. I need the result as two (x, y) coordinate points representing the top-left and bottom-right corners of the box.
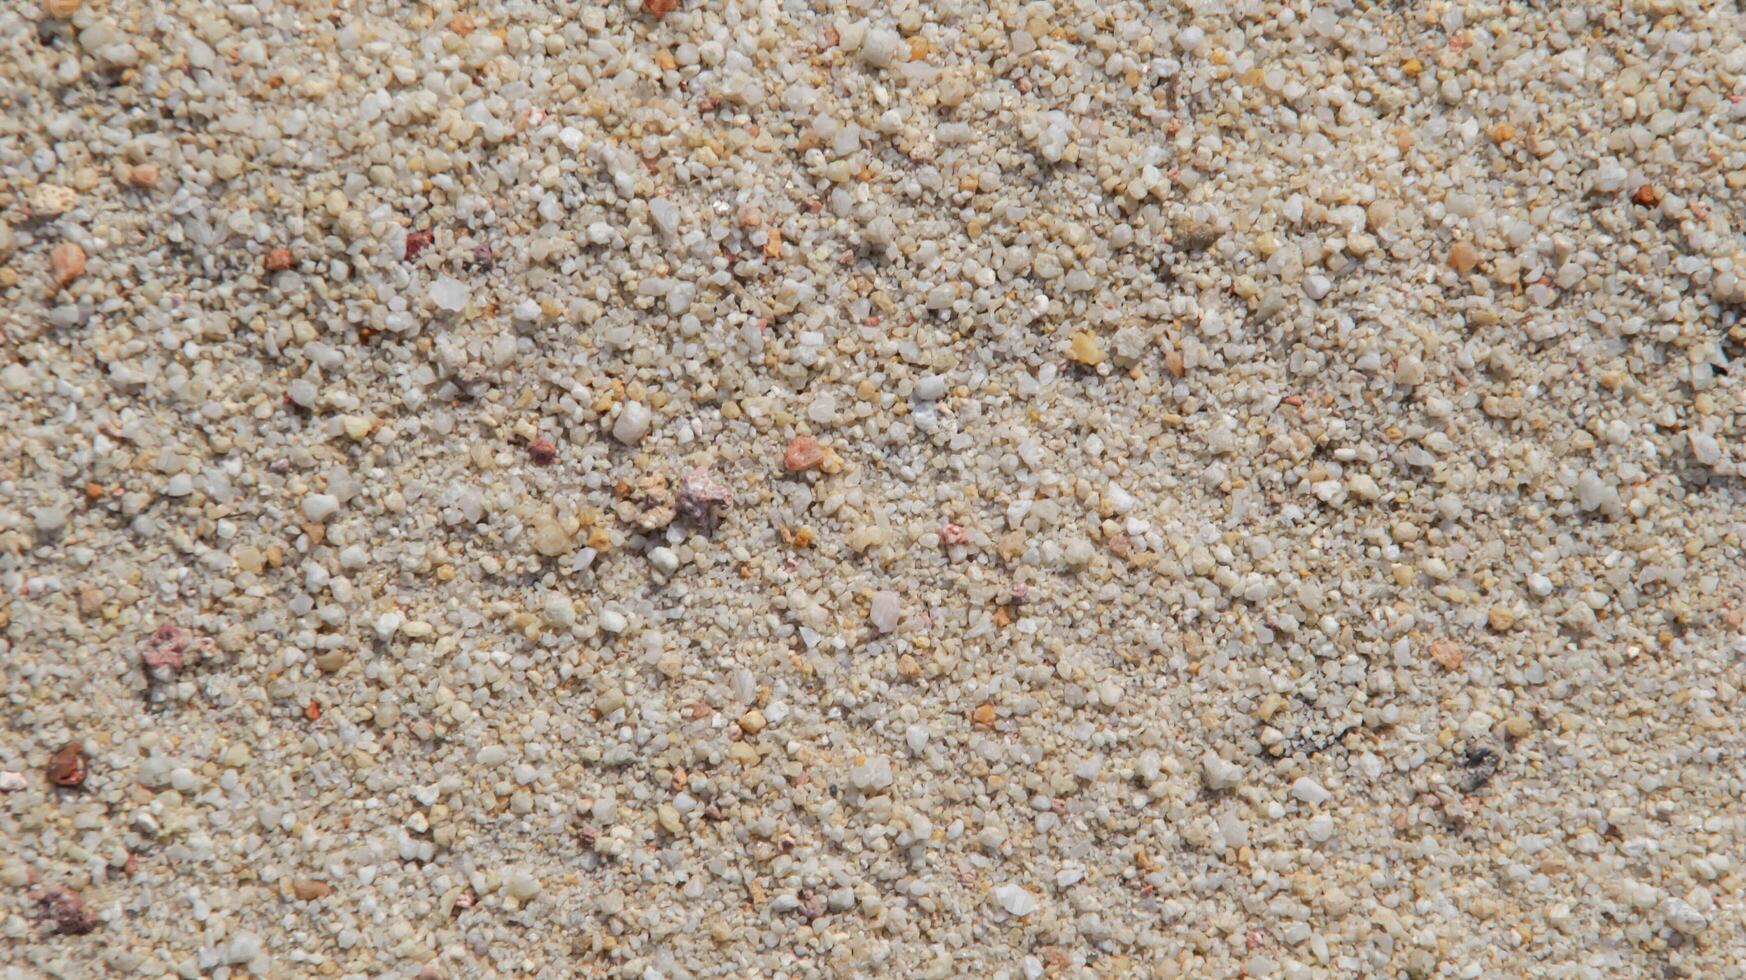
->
(429, 276), (469, 312)
(1689, 431), (1721, 467)
(1661, 897), (1708, 935)
(1201, 751), (1246, 791)
(869, 590), (901, 634)
(1291, 777), (1331, 805)
(1135, 750), (1162, 783)
(302, 493), (340, 522)
(994, 883), (1039, 917)
(33, 507), (69, 535)
(649, 198), (679, 238)
(861, 28), (902, 68)
(849, 755), (893, 791)
(505, 868), (541, 901)
(612, 402), (651, 444)
(542, 592), (575, 628)
(1576, 471), (1618, 514)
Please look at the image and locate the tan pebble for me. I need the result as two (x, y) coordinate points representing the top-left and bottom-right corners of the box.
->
(50, 242), (86, 288)
(817, 446), (845, 474)
(1254, 693), (1285, 722)
(1428, 638), (1464, 671)
(126, 163), (160, 189)
(341, 415), (375, 441)
(1449, 241), (1480, 274)
(972, 703), (996, 727)
(1487, 607), (1515, 632)
(531, 519), (573, 557)
(1321, 884), (1353, 917)
(738, 709), (766, 735)
(43, 0), (81, 17)
(33, 184), (77, 216)
(1068, 331), (1104, 366)
(291, 878), (333, 901)
(234, 546), (264, 573)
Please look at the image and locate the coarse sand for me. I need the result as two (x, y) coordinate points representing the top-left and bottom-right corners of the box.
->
(3, 1), (1746, 977)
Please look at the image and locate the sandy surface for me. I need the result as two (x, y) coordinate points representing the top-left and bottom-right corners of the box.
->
(4, 0), (1746, 977)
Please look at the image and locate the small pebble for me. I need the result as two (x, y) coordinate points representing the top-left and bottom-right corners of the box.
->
(869, 590), (901, 633)
(993, 884), (1038, 917)
(1201, 751), (1245, 791)
(301, 493), (340, 522)
(861, 28), (903, 68)
(33, 184), (77, 216)
(429, 276), (469, 311)
(1290, 777), (1331, 805)
(46, 741), (87, 787)
(675, 468), (732, 524)
(36, 887), (97, 935)
(783, 436), (825, 472)
(1662, 897), (1708, 935)
(1448, 241), (1480, 274)
(612, 402), (651, 445)
(504, 869), (541, 901)
(290, 878), (333, 901)
(50, 242), (85, 288)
